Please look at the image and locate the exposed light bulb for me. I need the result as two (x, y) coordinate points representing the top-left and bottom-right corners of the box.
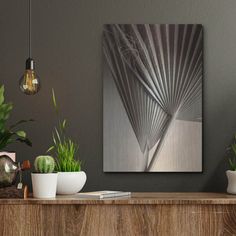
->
(19, 58), (40, 95)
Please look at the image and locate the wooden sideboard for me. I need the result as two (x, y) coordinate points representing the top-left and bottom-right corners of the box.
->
(1, 192), (236, 235)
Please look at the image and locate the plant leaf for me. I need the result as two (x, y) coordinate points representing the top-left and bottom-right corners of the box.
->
(16, 131), (26, 138)
(16, 137), (32, 147)
(62, 119), (67, 129)
(55, 128), (61, 143)
(10, 119), (34, 129)
(232, 144), (236, 156)
(46, 146), (55, 153)
(0, 85), (4, 105)
(52, 89), (58, 112)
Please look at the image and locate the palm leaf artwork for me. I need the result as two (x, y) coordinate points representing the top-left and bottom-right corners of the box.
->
(0, 85), (33, 150)
(103, 24), (203, 171)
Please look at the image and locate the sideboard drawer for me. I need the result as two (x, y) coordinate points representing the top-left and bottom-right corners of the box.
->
(1, 204), (236, 236)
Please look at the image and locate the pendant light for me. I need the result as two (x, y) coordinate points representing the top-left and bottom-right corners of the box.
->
(19, 0), (40, 95)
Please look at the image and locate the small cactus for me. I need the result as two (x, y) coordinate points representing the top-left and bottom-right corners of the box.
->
(34, 155), (55, 173)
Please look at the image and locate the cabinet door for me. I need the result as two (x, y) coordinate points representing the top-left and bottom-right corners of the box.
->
(0, 205), (42, 236)
(190, 205), (236, 236)
(41, 204), (224, 236)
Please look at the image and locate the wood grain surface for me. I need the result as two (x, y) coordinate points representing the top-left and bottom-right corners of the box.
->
(1, 193), (236, 235)
(1, 192), (236, 205)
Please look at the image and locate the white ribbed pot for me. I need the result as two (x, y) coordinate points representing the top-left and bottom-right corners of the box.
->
(31, 173), (58, 198)
(56, 171), (86, 195)
(226, 170), (236, 194)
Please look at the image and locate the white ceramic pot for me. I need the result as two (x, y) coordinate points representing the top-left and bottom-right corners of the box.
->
(31, 173), (58, 198)
(226, 170), (236, 194)
(56, 171), (87, 195)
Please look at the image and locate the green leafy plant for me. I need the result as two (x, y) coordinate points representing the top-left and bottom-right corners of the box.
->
(47, 89), (81, 172)
(227, 134), (236, 171)
(0, 85), (32, 150)
(34, 155), (55, 173)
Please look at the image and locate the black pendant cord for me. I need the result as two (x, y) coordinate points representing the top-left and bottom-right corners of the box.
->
(28, 0), (31, 58)
(25, 0), (34, 70)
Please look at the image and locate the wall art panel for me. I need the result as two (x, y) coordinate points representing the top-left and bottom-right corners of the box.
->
(103, 24), (203, 172)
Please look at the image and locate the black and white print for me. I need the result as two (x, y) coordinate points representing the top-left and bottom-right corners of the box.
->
(103, 24), (203, 172)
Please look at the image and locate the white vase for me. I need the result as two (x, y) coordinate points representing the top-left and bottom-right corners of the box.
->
(31, 173), (58, 198)
(226, 170), (236, 194)
(56, 171), (87, 195)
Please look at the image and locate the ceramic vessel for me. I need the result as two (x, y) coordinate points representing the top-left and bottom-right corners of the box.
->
(31, 173), (58, 198)
(226, 170), (236, 194)
(56, 171), (86, 195)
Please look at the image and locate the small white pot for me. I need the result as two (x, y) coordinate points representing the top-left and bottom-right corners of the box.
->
(57, 171), (86, 195)
(226, 170), (236, 194)
(31, 173), (58, 198)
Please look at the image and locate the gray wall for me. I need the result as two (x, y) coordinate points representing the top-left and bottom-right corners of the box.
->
(0, 0), (235, 192)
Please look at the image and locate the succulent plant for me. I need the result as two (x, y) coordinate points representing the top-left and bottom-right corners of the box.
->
(34, 155), (55, 173)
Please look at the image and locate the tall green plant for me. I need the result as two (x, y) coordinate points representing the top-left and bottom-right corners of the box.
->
(227, 134), (236, 171)
(0, 85), (32, 150)
(47, 89), (81, 172)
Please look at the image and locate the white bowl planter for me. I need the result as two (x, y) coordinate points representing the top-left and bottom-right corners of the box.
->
(31, 173), (58, 198)
(226, 170), (236, 194)
(56, 171), (86, 195)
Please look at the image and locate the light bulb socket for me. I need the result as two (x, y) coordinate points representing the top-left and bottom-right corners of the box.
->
(25, 57), (35, 70)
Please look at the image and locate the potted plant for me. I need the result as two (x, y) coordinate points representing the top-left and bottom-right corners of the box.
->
(47, 89), (86, 195)
(0, 85), (32, 160)
(226, 134), (236, 194)
(31, 155), (58, 198)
